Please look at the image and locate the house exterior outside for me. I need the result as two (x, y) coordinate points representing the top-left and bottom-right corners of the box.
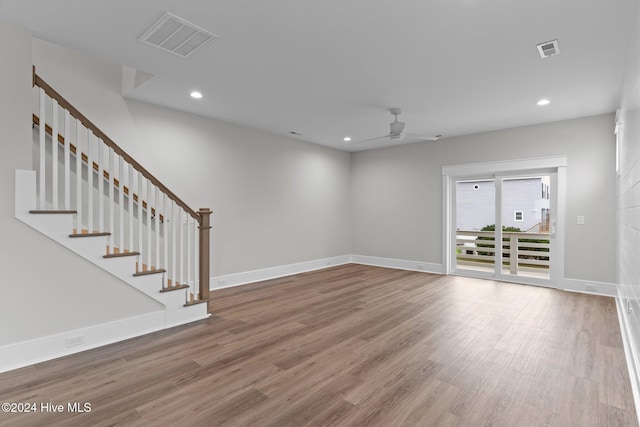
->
(456, 177), (550, 232)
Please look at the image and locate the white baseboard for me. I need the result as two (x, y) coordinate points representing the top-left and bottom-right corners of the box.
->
(0, 311), (165, 373)
(350, 254), (444, 275)
(616, 296), (640, 426)
(210, 255), (352, 290)
(562, 278), (617, 297)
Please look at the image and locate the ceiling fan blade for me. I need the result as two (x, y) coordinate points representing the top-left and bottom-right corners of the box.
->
(351, 134), (390, 144)
(403, 133), (440, 141)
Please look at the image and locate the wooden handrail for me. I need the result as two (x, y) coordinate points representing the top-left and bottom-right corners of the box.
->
(33, 73), (200, 223)
(32, 114), (163, 221)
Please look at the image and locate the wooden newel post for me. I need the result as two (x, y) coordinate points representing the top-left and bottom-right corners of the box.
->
(198, 208), (212, 301)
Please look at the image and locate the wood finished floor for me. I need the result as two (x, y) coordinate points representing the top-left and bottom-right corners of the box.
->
(0, 264), (636, 426)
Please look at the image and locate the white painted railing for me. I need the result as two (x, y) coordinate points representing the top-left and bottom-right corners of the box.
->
(456, 230), (550, 274)
(32, 69), (211, 305)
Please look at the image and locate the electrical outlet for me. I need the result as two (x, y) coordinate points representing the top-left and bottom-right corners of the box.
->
(585, 284), (596, 292)
(65, 335), (84, 348)
(218, 279), (226, 287)
(417, 264), (425, 270)
(577, 215), (585, 225)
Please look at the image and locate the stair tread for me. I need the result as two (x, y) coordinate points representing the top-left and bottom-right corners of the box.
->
(133, 268), (166, 277)
(184, 299), (209, 307)
(29, 210), (77, 214)
(160, 284), (190, 293)
(70, 232), (111, 238)
(104, 251), (140, 258)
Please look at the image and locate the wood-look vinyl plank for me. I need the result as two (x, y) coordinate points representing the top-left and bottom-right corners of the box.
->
(136, 360), (280, 425)
(422, 321), (485, 365)
(599, 344), (634, 410)
(344, 355), (443, 408)
(430, 411), (464, 427)
(296, 294), (367, 322)
(597, 401), (638, 427)
(0, 367), (91, 401)
(509, 328), (551, 376)
(398, 380), (461, 426)
(202, 318), (307, 349)
(494, 321), (534, 354)
(232, 368), (362, 426)
(257, 373), (362, 427)
(297, 304), (365, 328)
(557, 376), (601, 427)
(268, 300), (415, 370)
(515, 402), (559, 426)
(568, 329), (597, 380)
(347, 315), (435, 376)
(303, 399), (357, 427)
(600, 301), (625, 348)
(492, 366), (535, 407)
(524, 366), (573, 414)
(446, 389), (496, 424)
(253, 336), (364, 398)
(0, 264), (635, 426)
(339, 361), (443, 427)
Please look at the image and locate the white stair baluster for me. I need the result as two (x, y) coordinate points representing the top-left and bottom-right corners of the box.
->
(63, 110), (70, 210)
(155, 187), (161, 272)
(186, 215), (191, 301)
(172, 201), (177, 287)
(178, 208), (182, 290)
(138, 172), (144, 270)
(38, 88), (45, 209)
(97, 140), (104, 233)
(87, 132), (93, 233)
(75, 121), (83, 232)
(108, 147), (115, 254)
(118, 156), (124, 253)
(128, 164), (134, 252)
(51, 100), (58, 210)
(163, 194), (169, 287)
(147, 181), (152, 270)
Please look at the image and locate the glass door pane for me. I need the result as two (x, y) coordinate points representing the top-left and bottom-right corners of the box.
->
(455, 179), (496, 275)
(500, 176), (551, 280)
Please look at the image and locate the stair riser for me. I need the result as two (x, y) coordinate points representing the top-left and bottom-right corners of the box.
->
(166, 303), (209, 327)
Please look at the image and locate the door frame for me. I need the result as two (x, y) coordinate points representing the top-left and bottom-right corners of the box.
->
(442, 156), (567, 288)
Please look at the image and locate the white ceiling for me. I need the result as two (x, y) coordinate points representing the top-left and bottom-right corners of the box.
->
(1, 0), (637, 151)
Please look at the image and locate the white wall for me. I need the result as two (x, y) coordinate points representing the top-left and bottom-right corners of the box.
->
(617, 0), (640, 396)
(351, 114), (617, 284)
(32, 38), (352, 280)
(0, 21), (162, 348)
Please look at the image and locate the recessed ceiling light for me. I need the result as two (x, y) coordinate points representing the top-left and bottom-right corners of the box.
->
(344, 137), (351, 142)
(190, 91), (203, 99)
(537, 99), (550, 106)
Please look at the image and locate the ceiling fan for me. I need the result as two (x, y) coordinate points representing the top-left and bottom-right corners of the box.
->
(352, 108), (440, 144)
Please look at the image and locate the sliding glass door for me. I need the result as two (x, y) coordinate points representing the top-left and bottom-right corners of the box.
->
(449, 166), (561, 288)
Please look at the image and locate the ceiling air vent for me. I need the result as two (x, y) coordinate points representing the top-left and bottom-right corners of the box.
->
(536, 39), (560, 59)
(139, 13), (218, 58)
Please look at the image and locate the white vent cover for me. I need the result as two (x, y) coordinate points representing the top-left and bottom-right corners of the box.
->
(139, 13), (218, 58)
(536, 39), (560, 59)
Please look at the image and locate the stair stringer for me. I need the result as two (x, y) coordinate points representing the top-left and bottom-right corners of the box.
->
(14, 169), (209, 329)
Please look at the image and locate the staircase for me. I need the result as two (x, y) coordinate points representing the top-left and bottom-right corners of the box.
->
(15, 68), (211, 329)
